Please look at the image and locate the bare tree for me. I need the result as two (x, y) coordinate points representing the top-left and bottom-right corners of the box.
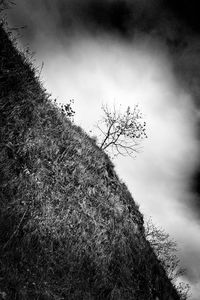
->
(97, 104), (147, 156)
(145, 218), (190, 300)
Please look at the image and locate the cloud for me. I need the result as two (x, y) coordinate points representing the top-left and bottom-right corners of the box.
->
(7, 0), (161, 38)
(163, 0), (200, 34)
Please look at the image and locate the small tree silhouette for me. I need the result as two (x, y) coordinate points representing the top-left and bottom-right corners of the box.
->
(61, 99), (75, 119)
(97, 104), (147, 156)
(145, 218), (190, 300)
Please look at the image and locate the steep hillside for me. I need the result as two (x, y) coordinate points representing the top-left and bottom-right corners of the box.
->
(0, 24), (180, 300)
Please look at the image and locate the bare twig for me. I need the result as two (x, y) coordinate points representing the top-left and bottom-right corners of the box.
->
(97, 104), (147, 157)
(3, 207), (28, 250)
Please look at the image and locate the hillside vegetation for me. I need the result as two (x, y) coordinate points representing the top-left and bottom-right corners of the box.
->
(0, 23), (180, 300)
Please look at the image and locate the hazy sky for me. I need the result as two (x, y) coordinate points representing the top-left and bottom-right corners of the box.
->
(5, 1), (200, 299)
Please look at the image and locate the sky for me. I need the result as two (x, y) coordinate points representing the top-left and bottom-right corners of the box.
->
(3, 1), (200, 299)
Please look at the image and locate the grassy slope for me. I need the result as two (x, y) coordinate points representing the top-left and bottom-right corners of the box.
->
(0, 24), (180, 299)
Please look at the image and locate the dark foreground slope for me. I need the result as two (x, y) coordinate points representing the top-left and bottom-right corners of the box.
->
(0, 24), (180, 300)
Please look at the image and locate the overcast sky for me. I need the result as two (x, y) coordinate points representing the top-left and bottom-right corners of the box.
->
(5, 1), (200, 299)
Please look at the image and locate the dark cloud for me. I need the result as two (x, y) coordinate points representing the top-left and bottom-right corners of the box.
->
(77, 0), (133, 35)
(190, 168), (200, 212)
(7, 0), (162, 39)
(164, 0), (200, 34)
(160, 2), (200, 215)
(6, 0), (200, 36)
(68, 0), (162, 36)
(5, 1), (171, 40)
(36, 0), (200, 40)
